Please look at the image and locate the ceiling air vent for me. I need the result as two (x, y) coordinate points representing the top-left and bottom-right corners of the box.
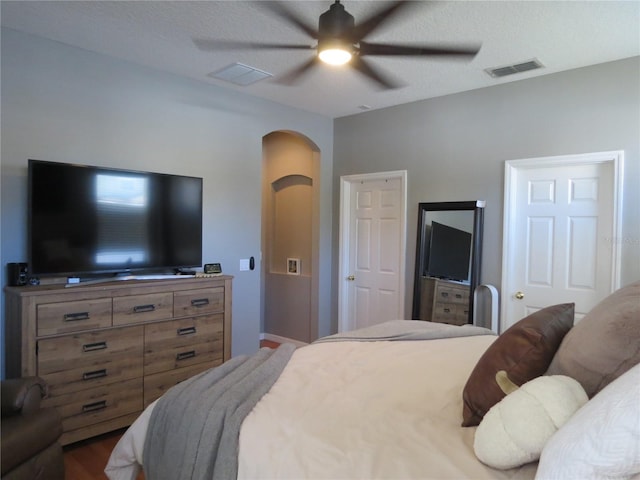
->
(485, 59), (544, 78)
(208, 63), (272, 86)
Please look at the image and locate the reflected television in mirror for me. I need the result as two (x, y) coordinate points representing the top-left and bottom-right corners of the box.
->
(425, 221), (472, 283)
(412, 201), (484, 324)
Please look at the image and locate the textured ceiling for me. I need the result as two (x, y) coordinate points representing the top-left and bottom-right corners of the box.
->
(2, 1), (639, 118)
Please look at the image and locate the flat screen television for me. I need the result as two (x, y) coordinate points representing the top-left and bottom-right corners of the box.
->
(28, 159), (203, 278)
(425, 221), (472, 283)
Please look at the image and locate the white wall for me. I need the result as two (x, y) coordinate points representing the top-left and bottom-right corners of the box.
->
(0, 28), (334, 377)
(334, 57), (640, 327)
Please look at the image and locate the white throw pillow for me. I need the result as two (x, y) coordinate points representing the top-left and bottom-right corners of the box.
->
(536, 363), (640, 479)
(474, 374), (587, 470)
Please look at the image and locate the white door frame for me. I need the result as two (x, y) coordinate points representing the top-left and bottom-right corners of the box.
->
(338, 170), (407, 333)
(501, 151), (624, 331)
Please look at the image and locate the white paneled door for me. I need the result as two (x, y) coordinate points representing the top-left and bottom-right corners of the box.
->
(501, 152), (623, 330)
(339, 171), (407, 332)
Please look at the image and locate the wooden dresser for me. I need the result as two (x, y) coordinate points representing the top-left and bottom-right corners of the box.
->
(4, 275), (232, 445)
(420, 277), (470, 326)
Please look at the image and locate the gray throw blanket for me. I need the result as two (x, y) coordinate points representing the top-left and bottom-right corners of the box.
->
(143, 343), (296, 480)
(314, 319), (495, 343)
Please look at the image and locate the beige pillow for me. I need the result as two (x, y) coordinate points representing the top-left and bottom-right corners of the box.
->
(461, 303), (574, 427)
(546, 280), (640, 397)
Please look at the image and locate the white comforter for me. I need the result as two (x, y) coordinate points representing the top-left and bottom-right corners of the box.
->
(106, 334), (538, 479)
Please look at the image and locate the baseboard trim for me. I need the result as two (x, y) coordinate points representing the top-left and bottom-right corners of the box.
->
(261, 333), (309, 348)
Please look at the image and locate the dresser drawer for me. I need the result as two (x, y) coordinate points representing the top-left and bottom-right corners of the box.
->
(433, 303), (469, 325)
(113, 292), (173, 326)
(144, 361), (220, 408)
(44, 378), (142, 433)
(434, 284), (469, 305)
(174, 287), (224, 317)
(455, 304), (470, 324)
(144, 314), (224, 375)
(37, 298), (112, 336)
(42, 355), (143, 398)
(37, 326), (143, 376)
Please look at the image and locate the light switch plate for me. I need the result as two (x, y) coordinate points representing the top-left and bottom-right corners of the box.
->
(239, 259), (250, 271)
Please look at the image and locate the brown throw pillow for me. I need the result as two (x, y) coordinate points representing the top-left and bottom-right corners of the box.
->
(546, 281), (640, 398)
(461, 303), (574, 427)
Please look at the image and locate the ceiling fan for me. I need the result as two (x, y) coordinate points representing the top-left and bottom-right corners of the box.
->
(194, 1), (481, 89)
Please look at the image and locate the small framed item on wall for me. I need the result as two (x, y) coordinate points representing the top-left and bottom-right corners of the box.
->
(287, 258), (300, 275)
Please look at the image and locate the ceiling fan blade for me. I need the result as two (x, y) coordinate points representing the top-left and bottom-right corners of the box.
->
(255, 1), (318, 40)
(276, 57), (320, 85)
(193, 38), (313, 52)
(351, 57), (403, 90)
(352, 1), (420, 41)
(360, 41), (481, 58)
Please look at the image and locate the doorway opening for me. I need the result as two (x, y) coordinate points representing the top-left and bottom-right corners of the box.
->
(261, 131), (320, 344)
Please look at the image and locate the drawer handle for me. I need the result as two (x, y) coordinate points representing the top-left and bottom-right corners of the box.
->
(455, 294), (463, 299)
(82, 369), (108, 381)
(191, 298), (209, 307)
(133, 304), (156, 313)
(443, 308), (451, 313)
(82, 341), (107, 352)
(177, 326), (197, 336)
(64, 312), (90, 322)
(441, 292), (449, 298)
(176, 350), (196, 361)
(82, 400), (107, 413)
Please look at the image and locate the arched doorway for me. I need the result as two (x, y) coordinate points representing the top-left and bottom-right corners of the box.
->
(261, 131), (320, 343)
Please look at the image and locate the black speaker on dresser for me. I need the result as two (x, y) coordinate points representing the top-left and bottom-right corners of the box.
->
(7, 262), (28, 286)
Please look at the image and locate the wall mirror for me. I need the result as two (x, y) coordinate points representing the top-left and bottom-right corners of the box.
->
(411, 201), (484, 325)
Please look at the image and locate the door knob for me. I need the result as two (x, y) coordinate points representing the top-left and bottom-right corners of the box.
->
(347, 275), (355, 281)
(515, 291), (524, 300)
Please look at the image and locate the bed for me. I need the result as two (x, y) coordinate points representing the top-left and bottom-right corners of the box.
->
(106, 281), (640, 480)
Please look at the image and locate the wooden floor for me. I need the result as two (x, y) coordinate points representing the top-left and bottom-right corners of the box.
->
(63, 339), (279, 479)
(261, 339), (281, 349)
(63, 429), (143, 480)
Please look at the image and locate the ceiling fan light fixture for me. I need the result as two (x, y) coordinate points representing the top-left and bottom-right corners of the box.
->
(317, 1), (355, 66)
(318, 47), (352, 65)
(199, 0), (483, 90)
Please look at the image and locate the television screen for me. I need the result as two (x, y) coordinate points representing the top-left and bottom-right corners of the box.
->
(426, 221), (472, 282)
(29, 159), (202, 277)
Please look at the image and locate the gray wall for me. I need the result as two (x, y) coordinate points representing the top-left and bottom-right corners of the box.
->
(0, 28), (334, 377)
(334, 57), (640, 328)
(2, 27), (638, 378)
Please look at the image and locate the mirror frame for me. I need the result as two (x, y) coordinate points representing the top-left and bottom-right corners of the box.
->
(411, 201), (484, 323)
